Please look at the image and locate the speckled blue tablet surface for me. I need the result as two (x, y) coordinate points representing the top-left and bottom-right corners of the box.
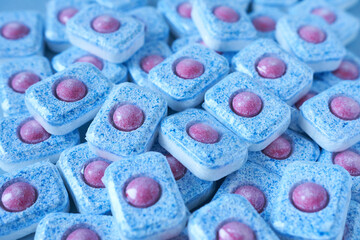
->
(188, 194), (279, 240)
(0, 11), (43, 59)
(159, 108), (248, 181)
(316, 51), (360, 86)
(148, 44), (229, 111)
(96, 0), (147, 11)
(318, 142), (360, 203)
(276, 14), (346, 73)
(253, 0), (297, 9)
(52, 47), (127, 85)
(249, 129), (320, 176)
(289, 0), (360, 45)
(192, 0), (257, 51)
(0, 114), (79, 172)
(129, 6), (169, 43)
(0, 162), (69, 240)
(344, 201), (360, 240)
(45, 0), (92, 52)
(249, 8), (284, 40)
(158, 0), (198, 38)
(34, 213), (120, 240)
(25, 63), (112, 135)
(66, 4), (145, 63)
(86, 82), (167, 161)
(203, 72), (291, 151)
(232, 38), (313, 105)
(171, 35), (236, 63)
(127, 41), (172, 87)
(151, 143), (215, 210)
(0, 56), (52, 117)
(57, 143), (112, 215)
(102, 152), (188, 240)
(213, 162), (280, 223)
(299, 81), (360, 152)
(271, 161), (352, 239)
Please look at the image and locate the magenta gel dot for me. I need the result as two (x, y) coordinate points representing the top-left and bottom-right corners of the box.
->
(75, 56), (104, 71)
(19, 119), (51, 144)
(10, 71), (40, 93)
(188, 123), (219, 144)
(298, 25), (327, 44)
(256, 56), (286, 79)
(1, 22), (30, 40)
(295, 92), (317, 110)
(232, 92), (263, 118)
(213, 6), (240, 23)
(252, 16), (276, 32)
(291, 182), (329, 213)
(55, 79), (87, 102)
(332, 60), (359, 80)
(1, 182), (37, 212)
(58, 7), (78, 25)
(166, 154), (187, 180)
(66, 228), (99, 240)
(234, 185), (266, 213)
(112, 104), (144, 131)
(175, 58), (204, 79)
(330, 96), (360, 120)
(311, 8), (337, 24)
(177, 2), (192, 19)
(91, 15), (120, 33)
(140, 55), (165, 73)
(84, 160), (110, 188)
(217, 221), (256, 240)
(262, 136), (292, 160)
(334, 150), (360, 176)
(125, 176), (161, 208)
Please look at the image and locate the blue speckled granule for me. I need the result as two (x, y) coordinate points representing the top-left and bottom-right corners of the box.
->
(271, 161), (352, 239)
(188, 194), (279, 240)
(96, 0), (147, 11)
(102, 151), (188, 240)
(57, 143), (112, 215)
(343, 201), (360, 240)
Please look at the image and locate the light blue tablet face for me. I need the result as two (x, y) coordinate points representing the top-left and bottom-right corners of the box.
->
(276, 15), (346, 72)
(249, 8), (284, 40)
(151, 143), (215, 211)
(0, 114), (79, 172)
(66, 4), (145, 63)
(34, 213), (120, 240)
(299, 81), (360, 152)
(129, 6), (169, 43)
(316, 51), (360, 86)
(289, 0), (360, 45)
(25, 63), (112, 135)
(57, 143), (112, 215)
(0, 56), (52, 117)
(52, 47), (128, 85)
(45, 0), (92, 52)
(96, 0), (147, 11)
(0, 162), (69, 240)
(86, 82), (167, 161)
(0, 11), (43, 59)
(344, 201), (360, 239)
(192, 0), (257, 52)
(188, 194), (279, 240)
(249, 129), (320, 176)
(158, 0), (198, 38)
(203, 72), (291, 151)
(271, 162), (352, 240)
(214, 162), (280, 223)
(232, 38), (314, 105)
(148, 44), (229, 111)
(102, 152), (188, 240)
(318, 142), (360, 203)
(127, 41), (172, 87)
(159, 108), (248, 181)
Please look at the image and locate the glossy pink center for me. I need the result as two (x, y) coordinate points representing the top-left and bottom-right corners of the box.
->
(19, 119), (51, 144)
(10, 71), (40, 93)
(140, 55), (165, 73)
(234, 185), (266, 213)
(252, 16), (276, 32)
(75, 55), (104, 71)
(217, 221), (256, 240)
(58, 7), (78, 25)
(262, 136), (292, 160)
(55, 79), (87, 102)
(291, 182), (329, 213)
(112, 104), (144, 131)
(166, 154), (187, 180)
(91, 15), (120, 33)
(332, 60), (359, 80)
(1, 182), (37, 212)
(177, 2), (192, 19)
(83, 160), (110, 188)
(330, 96), (360, 120)
(256, 56), (286, 79)
(298, 25), (327, 44)
(66, 228), (99, 240)
(334, 150), (360, 176)
(213, 6), (240, 23)
(175, 58), (204, 79)
(232, 91), (263, 118)
(125, 176), (161, 208)
(188, 123), (219, 144)
(1, 22), (30, 40)
(311, 8), (337, 24)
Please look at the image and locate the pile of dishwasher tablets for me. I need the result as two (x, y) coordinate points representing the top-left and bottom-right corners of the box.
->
(0, 0), (360, 239)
